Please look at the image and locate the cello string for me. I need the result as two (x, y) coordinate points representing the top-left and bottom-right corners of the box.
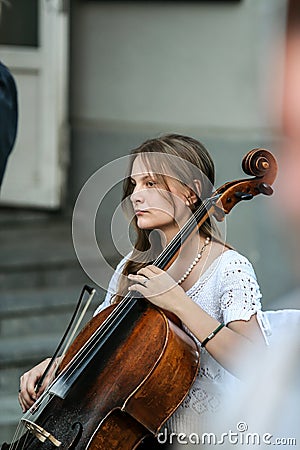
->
(24, 198), (214, 403)
(9, 401), (38, 448)
(10, 387), (61, 449)
(56, 198), (214, 390)
(53, 198), (214, 389)
(8, 197), (215, 449)
(9, 399), (38, 449)
(9, 415), (29, 450)
(10, 361), (70, 449)
(10, 421), (29, 450)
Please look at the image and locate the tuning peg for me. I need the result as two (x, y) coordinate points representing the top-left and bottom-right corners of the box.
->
(258, 183), (273, 196)
(234, 192), (254, 201)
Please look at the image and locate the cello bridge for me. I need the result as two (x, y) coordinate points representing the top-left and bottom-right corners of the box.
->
(21, 418), (61, 447)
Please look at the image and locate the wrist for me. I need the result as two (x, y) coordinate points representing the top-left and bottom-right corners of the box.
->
(171, 288), (193, 320)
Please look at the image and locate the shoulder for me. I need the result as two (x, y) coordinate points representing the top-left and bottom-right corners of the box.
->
(105, 252), (132, 293)
(214, 249), (259, 295)
(0, 61), (11, 80)
(114, 252), (132, 274)
(187, 249), (257, 297)
(0, 61), (17, 94)
(217, 250), (260, 298)
(0, 61), (18, 157)
(217, 250), (264, 326)
(108, 252), (133, 289)
(218, 249), (257, 275)
(93, 252), (132, 315)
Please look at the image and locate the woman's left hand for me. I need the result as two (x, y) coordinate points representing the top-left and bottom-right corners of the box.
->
(128, 265), (186, 312)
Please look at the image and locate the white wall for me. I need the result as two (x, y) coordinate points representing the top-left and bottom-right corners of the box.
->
(69, 0), (295, 306)
(71, 0), (285, 131)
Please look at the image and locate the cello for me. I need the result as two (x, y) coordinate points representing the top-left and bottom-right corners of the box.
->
(3, 148), (277, 449)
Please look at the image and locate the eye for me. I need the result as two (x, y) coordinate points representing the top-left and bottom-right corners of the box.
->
(146, 180), (157, 187)
(129, 178), (136, 186)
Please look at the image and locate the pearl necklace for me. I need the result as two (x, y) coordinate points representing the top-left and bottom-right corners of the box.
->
(177, 236), (210, 285)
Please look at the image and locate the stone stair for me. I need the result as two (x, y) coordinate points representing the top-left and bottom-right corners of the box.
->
(0, 209), (108, 443)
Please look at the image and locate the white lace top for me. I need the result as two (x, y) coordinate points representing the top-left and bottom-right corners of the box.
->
(94, 250), (270, 435)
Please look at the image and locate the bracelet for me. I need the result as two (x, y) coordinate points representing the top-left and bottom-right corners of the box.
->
(201, 322), (225, 348)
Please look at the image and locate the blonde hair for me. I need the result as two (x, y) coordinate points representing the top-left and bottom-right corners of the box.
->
(114, 133), (220, 302)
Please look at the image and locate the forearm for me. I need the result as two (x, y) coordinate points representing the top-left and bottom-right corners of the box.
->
(128, 265), (264, 377)
(172, 292), (261, 377)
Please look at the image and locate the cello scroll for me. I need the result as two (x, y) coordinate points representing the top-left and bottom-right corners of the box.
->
(213, 148), (277, 221)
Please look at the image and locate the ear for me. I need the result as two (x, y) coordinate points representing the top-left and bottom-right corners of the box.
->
(185, 190), (198, 206)
(193, 179), (202, 198)
(185, 180), (201, 207)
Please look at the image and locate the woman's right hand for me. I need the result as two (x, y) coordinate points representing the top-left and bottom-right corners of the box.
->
(18, 358), (56, 412)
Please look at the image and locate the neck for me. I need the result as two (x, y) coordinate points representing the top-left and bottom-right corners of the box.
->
(155, 213), (195, 247)
(156, 226), (205, 264)
(156, 227), (179, 248)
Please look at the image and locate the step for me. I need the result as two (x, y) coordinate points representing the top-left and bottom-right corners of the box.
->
(0, 263), (95, 292)
(0, 366), (29, 397)
(0, 286), (105, 360)
(0, 208), (116, 272)
(0, 210), (112, 443)
(0, 393), (22, 444)
(0, 394), (22, 426)
(0, 209), (85, 291)
(0, 243), (117, 293)
(0, 285), (103, 318)
(0, 210), (74, 267)
(0, 333), (64, 367)
(0, 285), (103, 338)
(0, 208), (118, 290)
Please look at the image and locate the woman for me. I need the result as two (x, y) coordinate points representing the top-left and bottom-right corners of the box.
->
(18, 134), (268, 446)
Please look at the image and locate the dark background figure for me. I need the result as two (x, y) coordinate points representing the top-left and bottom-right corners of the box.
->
(0, 60), (18, 187)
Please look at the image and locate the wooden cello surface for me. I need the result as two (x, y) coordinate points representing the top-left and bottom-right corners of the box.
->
(6, 300), (199, 449)
(3, 148), (277, 450)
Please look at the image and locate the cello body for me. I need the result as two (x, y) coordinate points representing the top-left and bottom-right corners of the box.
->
(3, 148), (278, 450)
(6, 300), (199, 449)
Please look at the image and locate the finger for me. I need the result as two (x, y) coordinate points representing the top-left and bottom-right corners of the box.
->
(146, 265), (163, 275)
(19, 392), (33, 412)
(18, 393), (26, 412)
(18, 391), (26, 412)
(138, 266), (163, 277)
(128, 274), (148, 285)
(26, 374), (39, 400)
(18, 386), (34, 412)
(128, 284), (147, 295)
(20, 373), (38, 404)
(136, 267), (150, 276)
(42, 371), (57, 391)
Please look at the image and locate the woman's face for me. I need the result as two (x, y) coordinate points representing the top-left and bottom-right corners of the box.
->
(129, 155), (192, 240)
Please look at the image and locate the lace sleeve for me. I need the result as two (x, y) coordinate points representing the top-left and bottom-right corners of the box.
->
(219, 255), (263, 324)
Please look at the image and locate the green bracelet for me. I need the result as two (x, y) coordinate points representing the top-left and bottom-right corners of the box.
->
(201, 322), (225, 348)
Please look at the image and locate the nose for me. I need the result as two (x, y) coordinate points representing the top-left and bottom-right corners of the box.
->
(130, 184), (145, 205)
